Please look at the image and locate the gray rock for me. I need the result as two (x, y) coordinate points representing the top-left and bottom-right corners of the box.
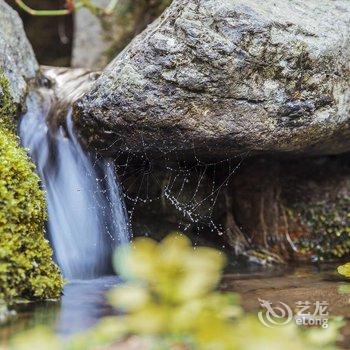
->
(72, 0), (111, 69)
(74, 0), (350, 159)
(0, 0), (38, 105)
(41, 66), (100, 125)
(72, 0), (172, 70)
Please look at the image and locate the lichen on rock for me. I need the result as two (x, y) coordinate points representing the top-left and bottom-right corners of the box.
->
(0, 73), (63, 302)
(291, 197), (350, 260)
(0, 74), (17, 132)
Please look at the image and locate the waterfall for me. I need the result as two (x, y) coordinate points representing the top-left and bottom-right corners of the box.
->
(18, 76), (130, 280)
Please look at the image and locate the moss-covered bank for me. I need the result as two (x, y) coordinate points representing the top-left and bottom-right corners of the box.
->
(0, 73), (63, 302)
(290, 197), (350, 260)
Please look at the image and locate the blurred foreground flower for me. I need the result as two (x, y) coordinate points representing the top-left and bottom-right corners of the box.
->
(337, 262), (350, 278)
(9, 233), (343, 350)
(109, 233), (242, 348)
(114, 233), (227, 302)
(9, 327), (61, 350)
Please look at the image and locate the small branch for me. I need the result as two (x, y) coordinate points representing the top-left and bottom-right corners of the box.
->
(15, 0), (118, 16)
(15, 0), (78, 16)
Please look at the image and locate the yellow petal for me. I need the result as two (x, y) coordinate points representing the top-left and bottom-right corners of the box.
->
(108, 283), (150, 311)
(159, 233), (193, 266)
(10, 327), (60, 350)
(114, 239), (159, 281)
(337, 262), (350, 278)
(127, 306), (169, 335)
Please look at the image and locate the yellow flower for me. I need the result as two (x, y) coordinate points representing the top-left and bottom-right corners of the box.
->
(65, 317), (129, 350)
(9, 233), (344, 350)
(337, 262), (350, 277)
(108, 283), (151, 312)
(113, 233), (226, 304)
(114, 238), (158, 282)
(108, 233), (240, 347)
(9, 327), (60, 350)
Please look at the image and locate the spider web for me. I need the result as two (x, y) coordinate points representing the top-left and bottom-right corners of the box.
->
(92, 137), (249, 248)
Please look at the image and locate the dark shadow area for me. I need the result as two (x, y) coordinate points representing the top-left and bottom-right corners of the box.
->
(6, 0), (73, 66)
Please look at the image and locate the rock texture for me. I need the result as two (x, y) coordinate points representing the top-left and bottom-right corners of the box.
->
(41, 66), (99, 126)
(227, 156), (350, 262)
(72, 0), (350, 263)
(74, 0), (350, 159)
(0, 0), (38, 105)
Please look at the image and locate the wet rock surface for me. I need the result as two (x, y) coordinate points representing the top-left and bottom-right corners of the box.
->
(226, 155), (350, 262)
(0, 0), (38, 105)
(74, 0), (350, 159)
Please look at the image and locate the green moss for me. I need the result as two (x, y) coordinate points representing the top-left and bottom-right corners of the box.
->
(291, 197), (350, 260)
(0, 74), (17, 131)
(0, 72), (63, 302)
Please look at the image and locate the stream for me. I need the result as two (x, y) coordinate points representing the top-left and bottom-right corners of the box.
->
(2, 69), (350, 349)
(1, 264), (350, 347)
(18, 76), (130, 279)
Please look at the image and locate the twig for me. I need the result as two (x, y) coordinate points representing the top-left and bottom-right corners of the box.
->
(15, 0), (80, 16)
(15, 0), (118, 16)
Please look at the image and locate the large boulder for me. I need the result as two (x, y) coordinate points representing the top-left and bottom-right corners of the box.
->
(74, 0), (350, 159)
(0, 0), (38, 106)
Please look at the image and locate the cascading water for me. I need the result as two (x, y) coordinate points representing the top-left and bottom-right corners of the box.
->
(18, 69), (130, 280)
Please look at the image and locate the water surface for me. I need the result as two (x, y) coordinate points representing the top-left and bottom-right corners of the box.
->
(2, 265), (350, 347)
(0, 276), (119, 344)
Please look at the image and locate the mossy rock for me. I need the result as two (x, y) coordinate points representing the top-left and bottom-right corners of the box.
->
(0, 73), (17, 131)
(291, 198), (350, 260)
(0, 74), (63, 302)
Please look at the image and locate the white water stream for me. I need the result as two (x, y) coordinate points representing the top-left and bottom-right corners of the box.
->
(19, 85), (129, 279)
